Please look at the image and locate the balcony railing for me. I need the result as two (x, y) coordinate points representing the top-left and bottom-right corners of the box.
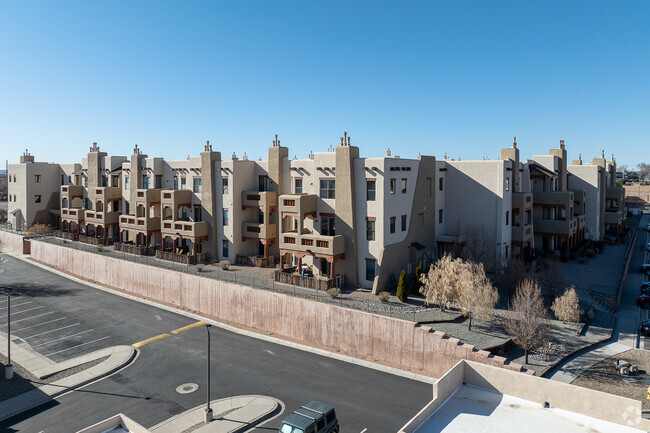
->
(114, 243), (151, 256)
(78, 234), (112, 246)
(54, 230), (79, 241)
(235, 254), (277, 268)
(273, 270), (344, 290)
(161, 220), (208, 239)
(155, 250), (205, 264)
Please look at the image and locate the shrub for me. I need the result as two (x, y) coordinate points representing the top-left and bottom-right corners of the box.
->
(27, 223), (50, 237)
(585, 249), (596, 258)
(219, 261), (230, 270)
(378, 291), (390, 303)
(551, 287), (582, 322)
(577, 257), (587, 264)
(196, 264), (205, 273)
(413, 262), (423, 295)
(396, 270), (408, 303)
(95, 246), (103, 253)
(327, 288), (340, 299)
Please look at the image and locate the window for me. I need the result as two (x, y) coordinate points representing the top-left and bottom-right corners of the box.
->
(366, 180), (376, 201)
(321, 216), (335, 236)
(155, 176), (162, 189)
(389, 178), (396, 194)
(526, 210), (532, 225)
(390, 217), (396, 233)
(438, 209), (443, 224)
(83, 176), (88, 187)
(125, 176), (129, 190)
(365, 259), (376, 281)
(320, 179), (335, 199)
(294, 178), (302, 194)
(222, 240), (229, 258)
(13, 194), (16, 201)
(366, 219), (375, 241)
(8, 175), (10, 182)
(401, 215), (407, 231)
(439, 177), (444, 191)
(222, 209), (229, 226)
(222, 177), (229, 194)
(112, 176), (119, 187)
(173, 177), (178, 190)
(125, 201), (130, 215)
(258, 209), (264, 223)
(193, 178), (202, 193)
(35, 195), (41, 203)
(195, 206), (202, 222)
(61, 175), (64, 185)
(143, 176), (150, 189)
(506, 211), (510, 226)
(34, 174), (41, 183)
(506, 177), (510, 191)
(101, 175), (108, 187)
(13, 175), (16, 182)
(8, 195), (11, 201)
(401, 178), (407, 194)
(258, 175), (269, 192)
(181, 177), (187, 189)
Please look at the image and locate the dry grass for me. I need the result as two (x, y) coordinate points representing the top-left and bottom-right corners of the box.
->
(572, 349), (650, 410)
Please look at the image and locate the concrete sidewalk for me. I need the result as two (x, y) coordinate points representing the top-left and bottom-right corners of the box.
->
(0, 333), (136, 421)
(547, 342), (630, 383)
(150, 395), (281, 433)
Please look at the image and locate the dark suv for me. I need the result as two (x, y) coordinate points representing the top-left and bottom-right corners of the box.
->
(279, 401), (339, 433)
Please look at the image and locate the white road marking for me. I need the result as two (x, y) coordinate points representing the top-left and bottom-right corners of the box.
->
(25, 323), (80, 339)
(0, 311), (55, 326)
(360, 429), (368, 433)
(47, 336), (110, 356)
(264, 349), (275, 355)
(12, 316), (66, 332)
(33, 329), (94, 348)
(0, 305), (44, 318)
(154, 314), (162, 320)
(4, 300), (33, 308)
(0, 297), (23, 303)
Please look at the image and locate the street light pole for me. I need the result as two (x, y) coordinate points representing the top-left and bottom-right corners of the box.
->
(5, 294), (13, 380)
(204, 323), (213, 423)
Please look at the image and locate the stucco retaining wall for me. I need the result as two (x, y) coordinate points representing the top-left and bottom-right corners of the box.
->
(29, 239), (526, 378)
(0, 230), (25, 254)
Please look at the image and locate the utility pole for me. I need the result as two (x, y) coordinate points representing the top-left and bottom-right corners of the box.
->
(204, 323), (213, 423)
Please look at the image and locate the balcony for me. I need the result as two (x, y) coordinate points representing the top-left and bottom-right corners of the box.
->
(134, 189), (161, 206)
(273, 270), (344, 290)
(93, 186), (122, 201)
(604, 211), (624, 225)
(119, 215), (161, 232)
(155, 250), (205, 265)
(241, 191), (277, 210)
(279, 233), (345, 256)
(241, 222), (277, 240)
(61, 208), (85, 222)
(161, 189), (192, 210)
(532, 191), (573, 207)
(161, 220), (208, 239)
(512, 192), (533, 211)
(61, 184), (84, 200)
(533, 217), (578, 236)
(85, 210), (121, 226)
(512, 223), (533, 243)
(279, 194), (318, 218)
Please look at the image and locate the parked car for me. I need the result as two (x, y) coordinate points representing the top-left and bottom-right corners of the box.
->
(641, 264), (650, 275)
(641, 285), (650, 294)
(641, 320), (650, 336)
(279, 401), (339, 433)
(637, 293), (650, 308)
(646, 242), (650, 251)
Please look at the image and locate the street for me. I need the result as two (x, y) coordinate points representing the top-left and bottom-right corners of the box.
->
(0, 256), (432, 432)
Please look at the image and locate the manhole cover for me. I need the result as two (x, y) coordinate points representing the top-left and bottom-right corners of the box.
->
(176, 383), (199, 394)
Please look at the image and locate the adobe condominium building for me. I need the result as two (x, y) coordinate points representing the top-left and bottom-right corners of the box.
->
(7, 134), (624, 292)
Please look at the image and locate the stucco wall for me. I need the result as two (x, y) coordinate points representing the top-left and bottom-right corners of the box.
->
(0, 230), (25, 253)
(28, 239), (525, 379)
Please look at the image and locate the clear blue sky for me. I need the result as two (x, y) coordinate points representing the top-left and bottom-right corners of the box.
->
(1, 1), (648, 169)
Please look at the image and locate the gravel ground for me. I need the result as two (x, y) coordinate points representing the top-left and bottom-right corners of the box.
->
(0, 354), (109, 401)
(572, 349), (650, 410)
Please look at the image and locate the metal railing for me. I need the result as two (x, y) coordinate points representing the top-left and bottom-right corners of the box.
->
(235, 254), (277, 268)
(114, 243), (150, 256)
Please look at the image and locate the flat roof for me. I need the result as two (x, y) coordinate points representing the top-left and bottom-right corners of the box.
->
(413, 384), (644, 433)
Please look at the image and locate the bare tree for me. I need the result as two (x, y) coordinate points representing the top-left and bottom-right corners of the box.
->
(551, 287), (582, 323)
(536, 260), (566, 299)
(638, 162), (649, 182)
(462, 225), (495, 268)
(495, 256), (529, 302)
(502, 279), (550, 364)
(457, 261), (499, 330)
(420, 253), (460, 311)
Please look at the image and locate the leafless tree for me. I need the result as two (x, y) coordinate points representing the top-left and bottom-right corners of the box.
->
(551, 287), (582, 323)
(420, 253), (460, 311)
(502, 279), (550, 364)
(638, 162), (649, 182)
(462, 225), (495, 268)
(495, 256), (530, 302)
(457, 261), (499, 330)
(536, 260), (566, 299)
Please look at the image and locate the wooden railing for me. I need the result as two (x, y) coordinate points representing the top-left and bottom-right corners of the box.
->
(235, 255), (277, 268)
(155, 250), (205, 265)
(273, 270), (344, 290)
(114, 243), (150, 256)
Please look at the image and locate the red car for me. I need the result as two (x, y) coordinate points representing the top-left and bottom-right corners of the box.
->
(637, 293), (650, 308)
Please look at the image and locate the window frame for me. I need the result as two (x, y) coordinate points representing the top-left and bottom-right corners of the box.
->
(366, 179), (376, 201)
(365, 258), (376, 282)
(390, 216), (396, 233)
(319, 179), (335, 199)
(401, 178), (407, 194)
(401, 214), (407, 231)
(366, 218), (376, 241)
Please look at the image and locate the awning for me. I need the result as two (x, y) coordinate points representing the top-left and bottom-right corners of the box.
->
(410, 242), (426, 251)
(437, 234), (467, 244)
(528, 161), (556, 178)
(71, 168), (84, 175)
(110, 167), (123, 174)
(10, 208), (21, 216)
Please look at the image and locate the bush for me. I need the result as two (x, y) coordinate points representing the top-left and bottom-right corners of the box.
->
(413, 262), (423, 295)
(196, 264), (205, 273)
(577, 257), (587, 264)
(27, 223), (50, 237)
(585, 249), (596, 258)
(219, 261), (230, 270)
(327, 288), (340, 299)
(396, 270), (408, 303)
(378, 291), (390, 303)
(95, 246), (103, 253)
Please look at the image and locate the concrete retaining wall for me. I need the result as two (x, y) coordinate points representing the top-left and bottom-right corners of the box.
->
(0, 231), (25, 254)
(29, 240), (525, 378)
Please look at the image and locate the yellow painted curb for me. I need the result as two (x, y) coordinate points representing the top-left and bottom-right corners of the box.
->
(132, 333), (171, 348)
(171, 321), (207, 334)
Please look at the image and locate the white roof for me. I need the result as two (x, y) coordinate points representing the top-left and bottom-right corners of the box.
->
(414, 384), (644, 433)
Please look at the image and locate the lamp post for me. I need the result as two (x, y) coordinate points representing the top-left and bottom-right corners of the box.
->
(5, 294), (12, 380)
(204, 323), (213, 423)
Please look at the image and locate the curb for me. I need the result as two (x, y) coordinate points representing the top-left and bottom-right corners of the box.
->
(540, 335), (613, 378)
(0, 345), (137, 422)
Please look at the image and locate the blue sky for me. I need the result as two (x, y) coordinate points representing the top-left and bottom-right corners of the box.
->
(1, 1), (648, 168)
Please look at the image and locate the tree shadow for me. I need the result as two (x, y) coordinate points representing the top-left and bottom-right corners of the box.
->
(0, 282), (79, 298)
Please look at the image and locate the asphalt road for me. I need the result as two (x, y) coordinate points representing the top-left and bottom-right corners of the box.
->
(0, 256), (432, 432)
